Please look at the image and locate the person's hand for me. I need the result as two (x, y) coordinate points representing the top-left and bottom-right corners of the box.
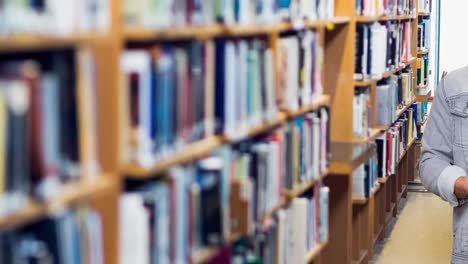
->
(454, 176), (468, 199)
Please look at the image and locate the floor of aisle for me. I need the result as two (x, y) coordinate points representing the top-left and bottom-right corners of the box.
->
(372, 192), (453, 264)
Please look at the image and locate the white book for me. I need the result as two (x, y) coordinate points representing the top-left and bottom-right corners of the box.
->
(119, 194), (150, 264)
(320, 186), (330, 243)
(289, 198), (308, 264)
(301, 31), (314, 106)
(320, 108), (329, 173)
(277, 209), (288, 264)
(225, 41), (237, 136)
(120, 51), (154, 166)
(268, 142), (281, 211)
(264, 49), (278, 121)
(238, 41), (249, 132)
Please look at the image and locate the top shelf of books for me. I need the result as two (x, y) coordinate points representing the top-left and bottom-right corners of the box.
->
(124, 17), (351, 42)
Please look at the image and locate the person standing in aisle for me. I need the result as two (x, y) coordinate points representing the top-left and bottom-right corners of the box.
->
(421, 66), (468, 264)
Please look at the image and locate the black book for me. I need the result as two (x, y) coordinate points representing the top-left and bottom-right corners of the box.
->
(355, 24), (364, 79)
(53, 54), (80, 180)
(214, 40), (227, 134)
(197, 157), (224, 246)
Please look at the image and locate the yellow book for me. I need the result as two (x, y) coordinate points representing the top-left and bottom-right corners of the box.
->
(0, 95), (6, 195)
(408, 109), (414, 143)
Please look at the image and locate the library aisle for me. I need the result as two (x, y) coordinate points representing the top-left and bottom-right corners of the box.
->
(373, 192), (452, 264)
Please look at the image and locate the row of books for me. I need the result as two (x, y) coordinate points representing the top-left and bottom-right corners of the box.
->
(0, 206), (104, 264)
(0, 50), (99, 216)
(356, 0), (416, 17)
(418, 0), (431, 13)
(376, 69), (415, 127)
(353, 88), (372, 139)
(121, 31), (324, 167)
(355, 21), (413, 81)
(352, 154), (378, 198)
(416, 55), (429, 87)
(376, 107), (417, 178)
(123, 0), (335, 30)
(0, 0), (110, 36)
(418, 17), (431, 51)
(119, 108), (330, 263)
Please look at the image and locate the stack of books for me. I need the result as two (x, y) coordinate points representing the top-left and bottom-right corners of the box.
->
(376, 108), (417, 179)
(119, 107), (330, 263)
(353, 88), (372, 139)
(416, 55), (429, 86)
(0, 0), (110, 36)
(418, 17), (431, 51)
(356, 0), (416, 17)
(355, 21), (413, 80)
(0, 49), (100, 216)
(123, 0), (336, 29)
(120, 30), (325, 167)
(352, 154), (379, 198)
(376, 68), (415, 127)
(0, 206), (104, 264)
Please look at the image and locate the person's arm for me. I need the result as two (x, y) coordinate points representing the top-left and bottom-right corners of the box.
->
(420, 78), (467, 207)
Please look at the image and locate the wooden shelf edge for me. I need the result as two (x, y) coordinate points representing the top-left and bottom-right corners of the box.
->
(352, 128), (383, 143)
(125, 17), (352, 42)
(284, 170), (329, 198)
(396, 99), (416, 118)
(418, 12), (431, 17)
(417, 49), (429, 56)
(330, 143), (377, 175)
(0, 176), (116, 232)
(286, 95), (330, 118)
(306, 241), (328, 263)
(355, 58), (415, 85)
(353, 184), (381, 205)
(356, 15), (413, 23)
(0, 33), (111, 53)
(192, 233), (241, 264)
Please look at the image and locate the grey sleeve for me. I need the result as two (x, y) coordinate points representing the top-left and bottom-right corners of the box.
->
(420, 78), (467, 207)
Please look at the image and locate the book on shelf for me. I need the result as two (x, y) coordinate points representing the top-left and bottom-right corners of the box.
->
(375, 68), (414, 127)
(0, 206), (104, 264)
(353, 88), (372, 139)
(416, 55), (429, 87)
(0, 49), (100, 215)
(353, 154), (379, 198)
(121, 30), (324, 167)
(120, 107), (330, 263)
(355, 21), (412, 81)
(376, 108), (417, 178)
(355, 0), (416, 17)
(123, 0), (335, 29)
(0, 0), (110, 36)
(417, 17), (431, 51)
(418, 0), (431, 13)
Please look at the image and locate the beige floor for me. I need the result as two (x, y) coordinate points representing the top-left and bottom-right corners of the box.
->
(374, 192), (453, 264)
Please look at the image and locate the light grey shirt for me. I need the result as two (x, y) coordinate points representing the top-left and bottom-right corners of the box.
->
(420, 66), (468, 263)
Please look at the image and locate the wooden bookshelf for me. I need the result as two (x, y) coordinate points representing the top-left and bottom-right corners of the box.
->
(354, 57), (416, 86)
(353, 128), (383, 143)
(396, 98), (417, 118)
(352, 184), (381, 205)
(418, 12), (431, 17)
(329, 142), (377, 175)
(355, 15), (413, 23)
(125, 17), (351, 42)
(306, 241), (329, 262)
(284, 170), (330, 198)
(0, 177), (116, 232)
(415, 86), (432, 102)
(0, 34), (112, 53)
(417, 82), (429, 89)
(126, 95), (331, 179)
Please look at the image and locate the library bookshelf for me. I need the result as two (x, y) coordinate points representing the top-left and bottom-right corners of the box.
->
(0, 1), (433, 264)
(326, 0), (433, 263)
